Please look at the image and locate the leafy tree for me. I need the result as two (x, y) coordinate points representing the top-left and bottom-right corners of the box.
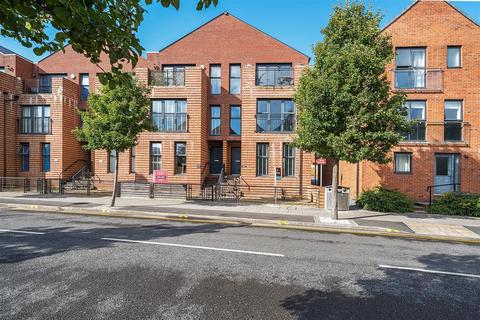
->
(74, 74), (152, 207)
(0, 0), (218, 84)
(294, 2), (410, 219)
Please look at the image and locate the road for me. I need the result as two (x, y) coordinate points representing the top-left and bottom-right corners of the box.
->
(1, 208), (479, 320)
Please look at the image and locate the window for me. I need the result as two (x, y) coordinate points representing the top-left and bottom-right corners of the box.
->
(161, 65), (185, 86)
(19, 143), (29, 172)
(256, 64), (293, 86)
(394, 153), (412, 174)
(256, 143), (269, 176)
(447, 46), (461, 68)
(229, 64), (241, 94)
(230, 105), (241, 136)
(256, 99), (295, 132)
(0, 66), (5, 73)
(210, 106), (221, 136)
(210, 65), (221, 94)
(21, 105), (51, 134)
(108, 150), (117, 173)
(151, 100), (187, 132)
(130, 146), (136, 174)
(444, 100), (462, 141)
(150, 142), (162, 173)
(80, 74), (89, 100)
(175, 142), (187, 175)
(42, 143), (50, 172)
(403, 101), (426, 141)
(394, 48), (426, 89)
(282, 144), (295, 177)
(38, 73), (67, 93)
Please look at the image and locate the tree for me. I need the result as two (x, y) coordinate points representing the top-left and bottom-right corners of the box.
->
(74, 73), (152, 207)
(0, 0), (218, 85)
(294, 2), (410, 220)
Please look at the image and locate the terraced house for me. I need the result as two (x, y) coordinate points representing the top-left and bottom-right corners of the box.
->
(1, 0), (479, 203)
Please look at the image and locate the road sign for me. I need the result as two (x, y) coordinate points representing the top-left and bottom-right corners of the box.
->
(153, 170), (168, 184)
(316, 158), (327, 165)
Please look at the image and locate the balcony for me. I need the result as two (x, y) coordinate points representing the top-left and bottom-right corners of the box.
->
(23, 79), (52, 94)
(392, 68), (443, 92)
(400, 121), (471, 145)
(152, 113), (188, 132)
(256, 116), (295, 133)
(150, 70), (185, 86)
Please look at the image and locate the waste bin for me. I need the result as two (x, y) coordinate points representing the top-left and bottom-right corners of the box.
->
(324, 186), (350, 211)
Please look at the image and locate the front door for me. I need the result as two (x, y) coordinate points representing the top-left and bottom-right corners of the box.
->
(231, 147), (241, 175)
(210, 146), (223, 174)
(434, 154), (460, 194)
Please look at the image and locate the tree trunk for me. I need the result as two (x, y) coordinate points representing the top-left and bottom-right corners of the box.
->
(331, 158), (339, 220)
(110, 153), (119, 207)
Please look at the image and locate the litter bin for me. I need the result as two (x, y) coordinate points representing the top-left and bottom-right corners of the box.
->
(324, 186), (350, 211)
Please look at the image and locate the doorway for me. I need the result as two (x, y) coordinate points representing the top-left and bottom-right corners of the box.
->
(434, 154), (460, 194)
(210, 146), (223, 174)
(231, 147), (241, 175)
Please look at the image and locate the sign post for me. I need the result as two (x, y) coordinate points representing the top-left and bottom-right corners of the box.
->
(315, 158), (327, 186)
(275, 167), (281, 204)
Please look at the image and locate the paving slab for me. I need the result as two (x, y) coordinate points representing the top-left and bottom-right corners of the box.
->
(406, 222), (480, 239)
(354, 219), (414, 234)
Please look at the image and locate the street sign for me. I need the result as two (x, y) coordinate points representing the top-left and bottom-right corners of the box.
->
(316, 158), (327, 165)
(275, 167), (282, 181)
(153, 170), (168, 184)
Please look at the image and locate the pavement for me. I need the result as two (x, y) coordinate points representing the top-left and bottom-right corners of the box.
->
(1, 191), (480, 243)
(1, 209), (479, 319)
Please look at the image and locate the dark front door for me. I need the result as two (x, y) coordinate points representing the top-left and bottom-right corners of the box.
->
(231, 147), (241, 175)
(210, 146), (223, 174)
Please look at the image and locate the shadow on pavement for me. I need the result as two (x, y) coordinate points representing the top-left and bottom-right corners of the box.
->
(0, 222), (236, 264)
(281, 253), (480, 320)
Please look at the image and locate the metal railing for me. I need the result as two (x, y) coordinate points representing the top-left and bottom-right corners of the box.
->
(256, 116), (295, 133)
(17, 118), (52, 134)
(256, 66), (293, 87)
(152, 113), (188, 132)
(426, 183), (461, 205)
(392, 68), (443, 92)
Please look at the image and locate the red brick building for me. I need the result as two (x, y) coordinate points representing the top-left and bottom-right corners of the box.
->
(340, 0), (480, 201)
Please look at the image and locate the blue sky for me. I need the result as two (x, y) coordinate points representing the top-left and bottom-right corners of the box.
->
(1, 0), (479, 62)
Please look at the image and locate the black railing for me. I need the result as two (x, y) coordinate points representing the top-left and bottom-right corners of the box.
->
(256, 116), (295, 133)
(256, 65), (293, 86)
(152, 113), (188, 132)
(426, 183), (461, 205)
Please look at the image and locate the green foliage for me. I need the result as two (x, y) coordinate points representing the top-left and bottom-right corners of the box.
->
(0, 0), (218, 85)
(294, 1), (410, 164)
(74, 73), (152, 153)
(357, 187), (414, 213)
(428, 192), (480, 217)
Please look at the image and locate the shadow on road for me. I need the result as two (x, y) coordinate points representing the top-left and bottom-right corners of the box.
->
(0, 222), (235, 264)
(281, 253), (480, 319)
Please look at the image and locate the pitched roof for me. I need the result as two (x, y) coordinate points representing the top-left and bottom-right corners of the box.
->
(0, 45), (17, 55)
(383, 0), (480, 31)
(156, 11), (311, 61)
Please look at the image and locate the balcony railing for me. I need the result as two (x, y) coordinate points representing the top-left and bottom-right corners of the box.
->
(392, 68), (443, 92)
(444, 121), (463, 142)
(17, 118), (52, 134)
(23, 79), (52, 94)
(150, 70), (185, 86)
(256, 116), (295, 133)
(400, 122), (471, 144)
(402, 121), (426, 141)
(152, 113), (188, 132)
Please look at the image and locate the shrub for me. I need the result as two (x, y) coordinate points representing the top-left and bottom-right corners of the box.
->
(357, 187), (414, 213)
(427, 192), (480, 217)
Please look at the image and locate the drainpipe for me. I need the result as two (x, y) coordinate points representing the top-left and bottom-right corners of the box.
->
(355, 162), (360, 198)
(299, 150), (303, 196)
(3, 92), (7, 178)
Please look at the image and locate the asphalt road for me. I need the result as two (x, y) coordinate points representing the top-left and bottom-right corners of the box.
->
(1, 208), (479, 320)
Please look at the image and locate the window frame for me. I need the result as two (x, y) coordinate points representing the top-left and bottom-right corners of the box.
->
(229, 105), (241, 136)
(403, 100), (427, 141)
(394, 152), (412, 174)
(21, 105), (51, 134)
(19, 143), (29, 172)
(151, 99), (188, 132)
(174, 142), (187, 175)
(256, 143), (269, 176)
(256, 99), (295, 133)
(80, 73), (89, 100)
(282, 143), (296, 177)
(42, 143), (51, 172)
(444, 100), (463, 142)
(210, 64), (221, 95)
(255, 63), (293, 86)
(229, 64), (241, 94)
(447, 46), (462, 69)
(210, 105), (221, 136)
(394, 47), (427, 89)
(150, 142), (162, 174)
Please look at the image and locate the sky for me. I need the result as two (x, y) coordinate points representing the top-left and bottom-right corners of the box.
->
(1, 0), (479, 62)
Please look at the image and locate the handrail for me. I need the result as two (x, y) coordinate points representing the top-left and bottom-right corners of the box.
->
(218, 164), (225, 185)
(58, 159), (86, 179)
(426, 183), (461, 205)
(240, 176), (251, 191)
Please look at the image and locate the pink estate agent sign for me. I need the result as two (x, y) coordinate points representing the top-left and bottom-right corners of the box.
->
(153, 170), (168, 184)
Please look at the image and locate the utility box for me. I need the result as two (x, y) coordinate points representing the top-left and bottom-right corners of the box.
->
(324, 186), (350, 211)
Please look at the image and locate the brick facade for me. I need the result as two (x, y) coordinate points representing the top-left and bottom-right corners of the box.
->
(339, 0), (480, 201)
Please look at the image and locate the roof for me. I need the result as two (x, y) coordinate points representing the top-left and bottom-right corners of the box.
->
(383, 0), (480, 31)
(156, 11), (311, 62)
(0, 45), (16, 55)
